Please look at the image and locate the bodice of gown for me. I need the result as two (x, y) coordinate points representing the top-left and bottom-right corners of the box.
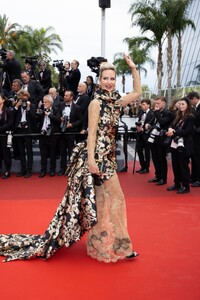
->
(94, 89), (121, 162)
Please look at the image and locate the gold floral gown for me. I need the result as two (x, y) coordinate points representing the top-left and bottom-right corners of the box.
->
(0, 89), (133, 263)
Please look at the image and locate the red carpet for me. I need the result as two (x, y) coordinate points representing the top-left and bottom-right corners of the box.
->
(0, 162), (200, 300)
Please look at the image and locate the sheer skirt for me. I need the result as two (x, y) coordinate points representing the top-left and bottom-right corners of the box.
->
(87, 172), (133, 263)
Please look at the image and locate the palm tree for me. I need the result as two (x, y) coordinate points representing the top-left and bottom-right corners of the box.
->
(124, 37), (155, 76)
(159, 0), (194, 99)
(173, 0), (195, 87)
(21, 26), (63, 59)
(113, 40), (154, 94)
(0, 14), (21, 49)
(129, 1), (167, 95)
(113, 52), (131, 93)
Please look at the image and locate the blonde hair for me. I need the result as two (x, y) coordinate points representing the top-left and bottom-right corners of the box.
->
(17, 89), (30, 99)
(99, 62), (116, 79)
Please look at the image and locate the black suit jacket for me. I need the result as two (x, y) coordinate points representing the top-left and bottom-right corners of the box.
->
(60, 102), (82, 132)
(65, 69), (81, 97)
(0, 106), (14, 133)
(38, 69), (52, 94)
(1, 58), (21, 92)
(53, 95), (64, 110)
(173, 114), (195, 156)
(138, 109), (154, 129)
(76, 93), (90, 130)
(37, 107), (61, 134)
(194, 104), (200, 130)
(13, 103), (37, 133)
(151, 108), (175, 130)
(27, 80), (44, 107)
(138, 109), (154, 140)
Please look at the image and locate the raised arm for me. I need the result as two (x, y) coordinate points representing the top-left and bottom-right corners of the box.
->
(87, 99), (100, 174)
(117, 53), (142, 107)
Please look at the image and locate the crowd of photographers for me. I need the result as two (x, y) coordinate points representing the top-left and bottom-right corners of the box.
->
(135, 92), (200, 194)
(0, 49), (99, 179)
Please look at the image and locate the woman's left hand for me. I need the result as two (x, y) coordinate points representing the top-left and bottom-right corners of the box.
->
(88, 161), (100, 175)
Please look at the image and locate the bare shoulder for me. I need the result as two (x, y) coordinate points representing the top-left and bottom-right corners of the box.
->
(89, 99), (100, 110)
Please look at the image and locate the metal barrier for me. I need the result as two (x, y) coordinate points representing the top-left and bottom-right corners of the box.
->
(0, 125), (132, 172)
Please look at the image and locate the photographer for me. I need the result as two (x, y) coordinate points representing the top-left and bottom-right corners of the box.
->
(147, 97), (174, 185)
(187, 91), (200, 187)
(65, 60), (81, 97)
(21, 71), (44, 108)
(24, 62), (36, 80)
(13, 89), (37, 178)
(85, 75), (96, 100)
(0, 50), (21, 94)
(0, 93), (14, 179)
(52, 60), (67, 96)
(58, 90), (82, 176)
(37, 94), (61, 178)
(166, 97), (194, 194)
(37, 60), (52, 95)
(49, 87), (64, 110)
(135, 99), (154, 174)
(8, 79), (23, 107)
(75, 82), (90, 136)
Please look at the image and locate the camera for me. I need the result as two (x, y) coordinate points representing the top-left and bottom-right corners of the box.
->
(174, 136), (184, 152)
(52, 60), (66, 73)
(147, 127), (160, 143)
(20, 121), (28, 129)
(41, 125), (51, 136)
(0, 48), (7, 62)
(61, 115), (69, 133)
(22, 55), (39, 67)
(21, 100), (27, 110)
(6, 131), (13, 148)
(87, 56), (107, 76)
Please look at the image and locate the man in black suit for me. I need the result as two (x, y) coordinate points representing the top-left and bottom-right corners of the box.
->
(135, 99), (154, 174)
(13, 89), (37, 178)
(24, 62), (36, 80)
(187, 91), (200, 187)
(49, 87), (64, 110)
(8, 79), (23, 107)
(0, 50), (21, 94)
(37, 94), (61, 178)
(147, 97), (175, 185)
(65, 60), (81, 97)
(21, 71), (44, 108)
(58, 90), (82, 175)
(75, 82), (90, 136)
(37, 61), (52, 95)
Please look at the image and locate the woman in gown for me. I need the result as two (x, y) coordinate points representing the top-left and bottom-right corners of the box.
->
(0, 53), (142, 263)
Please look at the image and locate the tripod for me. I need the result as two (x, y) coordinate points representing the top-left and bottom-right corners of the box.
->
(132, 133), (139, 174)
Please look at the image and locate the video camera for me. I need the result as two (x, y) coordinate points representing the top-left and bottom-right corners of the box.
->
(0, 48), (7, 61)
(87, 56), (107, 76)
(22, 55), (39, 67)
(52, 60), (66, 73)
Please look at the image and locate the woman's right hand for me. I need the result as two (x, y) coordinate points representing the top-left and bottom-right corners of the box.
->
(123, 53), (136, 70)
